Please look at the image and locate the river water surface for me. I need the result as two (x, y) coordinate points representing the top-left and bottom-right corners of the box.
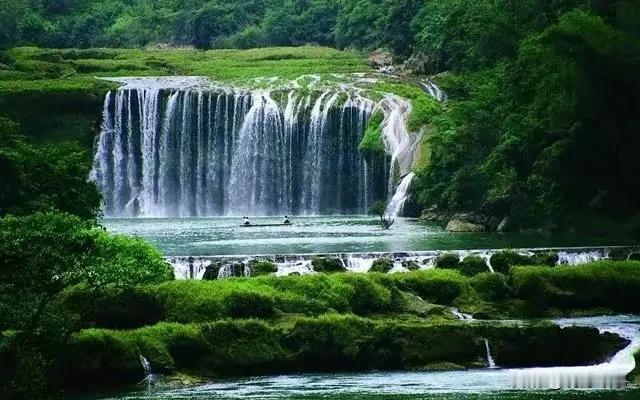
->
(102, 216), (634, 256)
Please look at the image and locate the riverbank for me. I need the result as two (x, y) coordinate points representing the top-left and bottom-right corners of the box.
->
(8, 259), (635, 392)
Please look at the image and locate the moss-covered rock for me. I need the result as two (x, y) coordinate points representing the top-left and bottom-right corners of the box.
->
(370, 258), (393, 273)
(471, 272), (510, 301)
(63, 317), (627, 391)
(435, 253), (460, 269)
(489, 251), (534, 274)
(312, 257), (347, 273)
(358, 111), (385, 153)
(202, 263), (221, 280)
(249, 260), (278, 276)
(458, 256), (489, 276)
(402, 260), (420, 271)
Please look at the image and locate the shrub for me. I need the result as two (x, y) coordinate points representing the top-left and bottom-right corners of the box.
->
(509, 261), (640, 314)
(312, 257), (347, 273)
(394, 269), (466, 305)
(222, 290), (275, 318)
(370, 258), (393, 273)
(402, 260), (420, 271)
(458, 256), (489, 276)
(532, 252), (559, 266)
(89, 231), (174, 289)
(471, 272), (510, 301)
(249, 260), (278, 276)
(435, 253), (460, 269)
(490, 251), (534, 274)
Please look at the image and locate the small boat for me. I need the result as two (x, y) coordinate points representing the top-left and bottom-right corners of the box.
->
(239, 223), (292, 227)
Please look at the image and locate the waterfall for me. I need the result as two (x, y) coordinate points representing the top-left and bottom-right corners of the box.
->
(139, 355), (155, 393)
(451, 308), (474, 321)
(91, 78), (387, 217)
(386, 172), (415, 217)
(421, 80), (447, 102)
(484, 339), (497, 369)
(510, 316), (640, 389)
(139, 355), (152, 376)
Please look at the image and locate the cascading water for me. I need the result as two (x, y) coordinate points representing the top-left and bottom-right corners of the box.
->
(91, 78), (386, 217)
(386, 172), (415, 217)
(484, 339), (498, 369)
(510, 316), (640, 389)
(378, 95), (422, 218)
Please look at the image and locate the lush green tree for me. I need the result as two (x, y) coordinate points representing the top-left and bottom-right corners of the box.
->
(0, 118), (101, 220)
(0, 212), (173, 398)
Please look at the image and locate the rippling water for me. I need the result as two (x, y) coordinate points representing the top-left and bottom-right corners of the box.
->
(103, 216), (633, 256)
(75, 372), (640, 400)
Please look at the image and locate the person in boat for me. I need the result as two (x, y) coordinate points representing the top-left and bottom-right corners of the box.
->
(242, 216), (251, 226)
(283, 215), (291, 225)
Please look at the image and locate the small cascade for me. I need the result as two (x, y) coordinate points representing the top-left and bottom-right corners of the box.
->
(558, 249), (606, 265)
(386, 172), (415, 218)
(139, 355), (155, 394)
(511, 316), (640, 389)
(452, 308), (474, 321)
(420, 80), (447, 102)
(484, 339), (497, 369)
(343, 256), (376, 273)
(379, 95), (422, 219)
(164, 246), (636, 280)
(217, 263), (250, 279)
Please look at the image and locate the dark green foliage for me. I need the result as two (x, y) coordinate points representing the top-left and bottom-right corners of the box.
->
(490, 251), (534, 274)
(402, 260), (420, 271)
(249, 260), (278, 276)
(222, 291), (275, 318)
(0, 212), (173, 331)
(532, 252), (560, 266)
(510, 261), (640, 314)
(62, 316), (626, 389)
(458, 256), (489, 277)
(0, 117), (101, 219)
(370, 258), (393, 273)
(471, 272), (510, 301)
(435, 253), (460, 269)
(0, 212), (172, 398)
(312, 257), (347, 273)
(414, 2), (640, 230)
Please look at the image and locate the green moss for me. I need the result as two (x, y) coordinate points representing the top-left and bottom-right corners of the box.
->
(64, 317), (626, 390)
(311, 257), (347, 273)
(490, 251), (534, 274)
(458, 256), (490, 277)
(249, 260), (278, 276)
(471, 272), (510, 301)
(372, 81), (442, 132)
(435, 253), (461, 269)
(358, 111), (385, 153)
(1, 46), (369, 90)
(369, 258), (393, 273)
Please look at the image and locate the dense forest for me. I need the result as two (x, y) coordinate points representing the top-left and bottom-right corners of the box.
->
(1, 0), (639, 231)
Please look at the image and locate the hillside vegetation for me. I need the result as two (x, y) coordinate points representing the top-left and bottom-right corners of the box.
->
(2, 1), (640, 231)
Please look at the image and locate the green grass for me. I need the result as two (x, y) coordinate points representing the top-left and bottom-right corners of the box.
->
(62, 260), (640, 332)
(62, 314), (623, 390)
(0, 46), (370, 92)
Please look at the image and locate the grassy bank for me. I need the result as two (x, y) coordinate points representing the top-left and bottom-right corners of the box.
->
(62, 261), (640, 331)
(0, 46), (369, 90)
(4, 259), (639, 392)
(61, 316), (624, 390)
